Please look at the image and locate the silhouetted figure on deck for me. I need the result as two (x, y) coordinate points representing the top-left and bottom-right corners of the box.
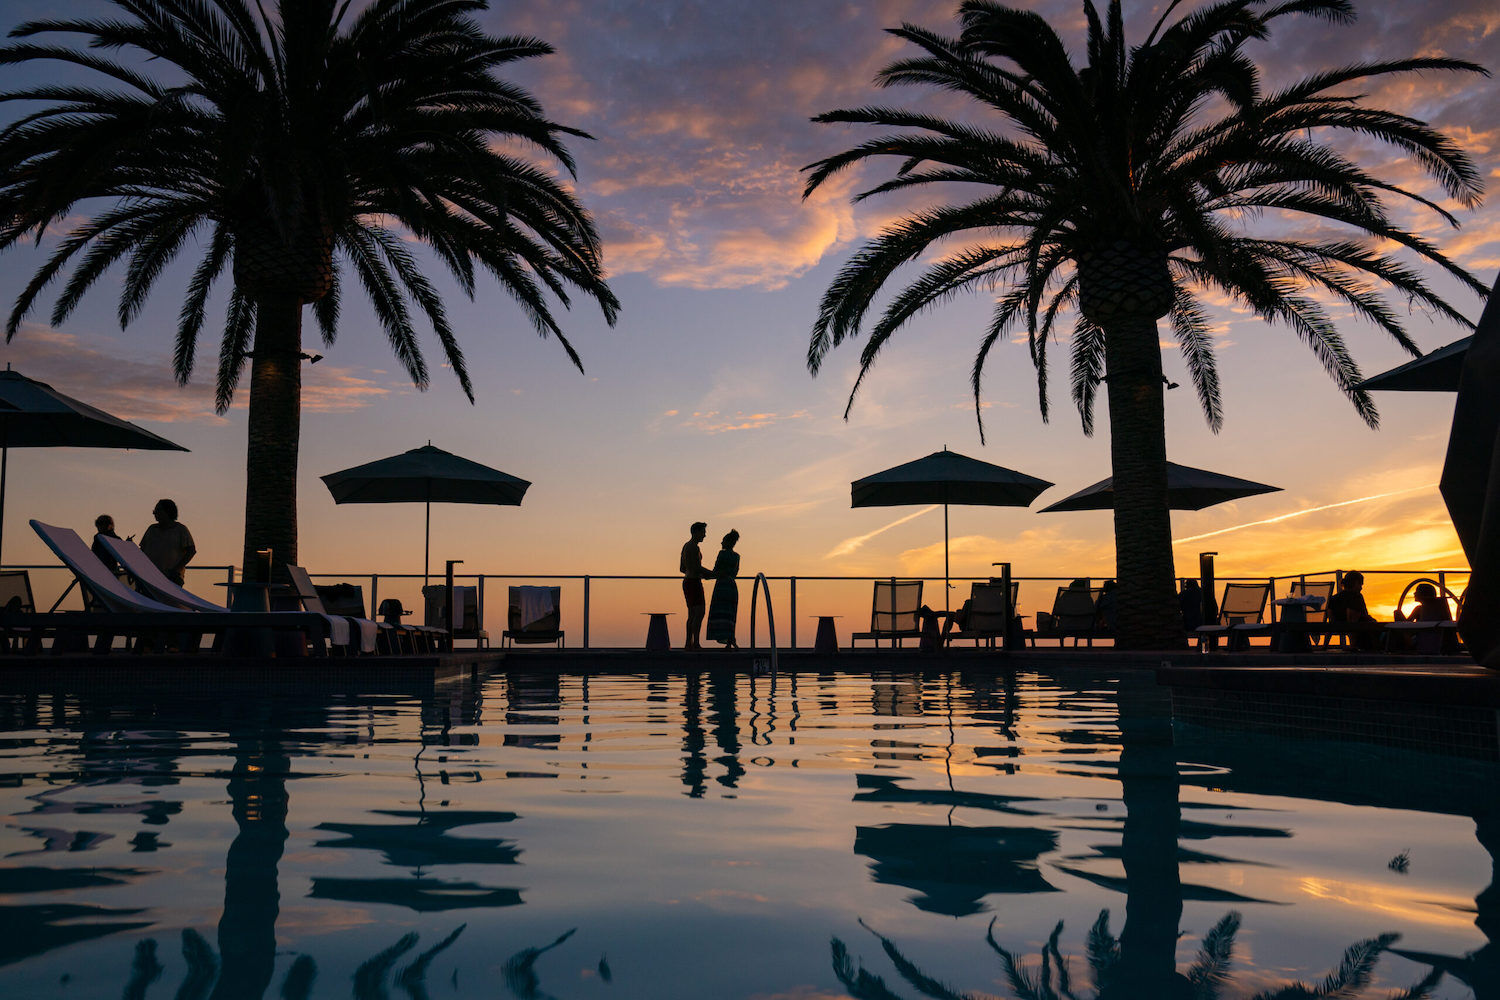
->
(1178, 579), (1203, 632)
(680, 522), (715, 650)
(140, 498), (195, 586)
(1328, 571), (1380, 651)
(91, 514), (123, 576)
(706, 530), (741, 649)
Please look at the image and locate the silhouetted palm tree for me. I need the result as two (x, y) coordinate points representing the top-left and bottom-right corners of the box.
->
(0, 0), (618, 577)
(803, 0), (1487, 647)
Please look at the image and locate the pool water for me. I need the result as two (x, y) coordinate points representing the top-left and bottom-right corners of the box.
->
(0, 668), (1494, 999)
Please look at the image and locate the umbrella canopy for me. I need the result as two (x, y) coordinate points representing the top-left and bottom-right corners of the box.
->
(0, 367), (189, 563)
(1039, 462), (1280, 513)
(1357, 337), (1470, 392)
(321, 444), (530, 582)
(852, 449), (1053, 609)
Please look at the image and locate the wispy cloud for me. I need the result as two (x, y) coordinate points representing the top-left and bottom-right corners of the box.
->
(675, 409), (810, 434)
(720, 499), (824, 519)
(826, 505), (938, 558)
(1172, 484), (1437, 544)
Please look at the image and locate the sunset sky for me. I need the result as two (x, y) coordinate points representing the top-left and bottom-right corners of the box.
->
(0, 0), (1495, 638)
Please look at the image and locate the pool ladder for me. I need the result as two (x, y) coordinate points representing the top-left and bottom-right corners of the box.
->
(748, 571), (778, 675)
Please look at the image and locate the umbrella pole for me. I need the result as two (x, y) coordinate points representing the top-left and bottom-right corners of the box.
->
(943, 502), (950, 613)
(0, 438), (7, 568)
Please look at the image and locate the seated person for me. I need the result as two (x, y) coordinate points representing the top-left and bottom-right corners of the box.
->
(1095, 579), (1118, 632)
(1327, 570), (1380, 650)
(1179, 579), (1204, 631)
(1395, 582), (1458, 654)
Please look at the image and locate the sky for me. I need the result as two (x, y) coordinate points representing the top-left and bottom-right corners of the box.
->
(0, 0), (1497, 641)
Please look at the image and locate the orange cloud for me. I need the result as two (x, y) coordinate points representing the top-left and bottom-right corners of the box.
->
(677, 409), (810, 434)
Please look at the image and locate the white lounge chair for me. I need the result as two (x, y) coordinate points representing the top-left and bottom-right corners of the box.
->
(98, 536), (358, 652)
(285, 566), (394, 654)
(28, 520), (335, 655)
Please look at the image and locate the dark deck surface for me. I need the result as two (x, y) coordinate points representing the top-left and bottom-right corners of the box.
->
(0, 650), (497, 692)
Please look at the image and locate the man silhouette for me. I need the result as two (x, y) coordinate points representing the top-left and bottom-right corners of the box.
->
(680, 521), (715, 650)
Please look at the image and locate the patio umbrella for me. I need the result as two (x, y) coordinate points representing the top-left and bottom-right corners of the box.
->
(320, 443), (530, 582)
(1357, 336), (1470, 392)
(0, 367), (189, 564)
(1038, 461), (1280, 512)
(852, 449), (1053, 609)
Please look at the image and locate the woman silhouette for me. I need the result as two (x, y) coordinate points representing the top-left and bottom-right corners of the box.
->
(705, 530), (741, 649)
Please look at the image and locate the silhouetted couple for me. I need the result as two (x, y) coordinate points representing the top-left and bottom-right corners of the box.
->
(680, 521), (741, 650)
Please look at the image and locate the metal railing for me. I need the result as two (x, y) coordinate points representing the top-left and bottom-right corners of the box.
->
(5, 563), (1470, 647)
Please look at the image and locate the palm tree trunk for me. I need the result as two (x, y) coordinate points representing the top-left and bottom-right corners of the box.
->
(242, 295), (302, 583)
(1104, 318), (1184, 649)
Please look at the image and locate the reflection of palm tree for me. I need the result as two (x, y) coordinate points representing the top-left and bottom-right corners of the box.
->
(503, 927), (576, 1000)
(107, 924), (469, 1000)
(1387, 809), (1500, 998)
(831, 913), (1443, 1000)
(210, 737), (289, 1000)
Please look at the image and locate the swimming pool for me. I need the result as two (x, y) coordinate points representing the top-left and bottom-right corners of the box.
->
(0, 668), (1493, 999)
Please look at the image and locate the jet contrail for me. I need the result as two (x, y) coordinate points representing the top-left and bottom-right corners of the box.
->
(826, 505), (940, 558)
(1172, 484), (1435, 544)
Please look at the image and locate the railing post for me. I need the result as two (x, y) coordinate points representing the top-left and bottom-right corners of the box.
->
(583, 575), (590, 650)
(889, 576), (897, 649)
(370, 574), (379, 620)
(225, 565), (235, 588)
(790, 577), (797, 649)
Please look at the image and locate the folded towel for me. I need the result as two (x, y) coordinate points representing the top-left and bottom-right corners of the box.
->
(518, 586), (555, 629)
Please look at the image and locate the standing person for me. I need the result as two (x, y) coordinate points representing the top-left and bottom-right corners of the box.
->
(91, 514), (124, 576)
(706, 530), (741, 649)
(680, 522), (714, 651)
(140, 499), (196, 586)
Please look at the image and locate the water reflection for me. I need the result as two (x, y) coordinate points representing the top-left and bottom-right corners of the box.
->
(0, 669), (1494, 998)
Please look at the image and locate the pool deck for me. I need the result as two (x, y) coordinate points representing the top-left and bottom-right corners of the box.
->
(1, 647), (1496, 708)
(0, 650), (497, 693)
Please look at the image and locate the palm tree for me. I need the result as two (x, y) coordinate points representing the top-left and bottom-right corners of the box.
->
(0, 0), (618, 578)
(803, 0), (1487, 648)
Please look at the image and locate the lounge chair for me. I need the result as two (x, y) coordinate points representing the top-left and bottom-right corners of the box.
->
(24, 521), (335, 655)
(284, 565), (384, 654)
(851, 580), (924, 648)
(1193, 581), (1272, 650)
(0, 569), (35, 652)
(945, 581), (1018, 648)
(1027, 584), (1104, 646)
(101, 538), (351, 653)
(425, 584), (490, 648)
(502, 586), (563, 647)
